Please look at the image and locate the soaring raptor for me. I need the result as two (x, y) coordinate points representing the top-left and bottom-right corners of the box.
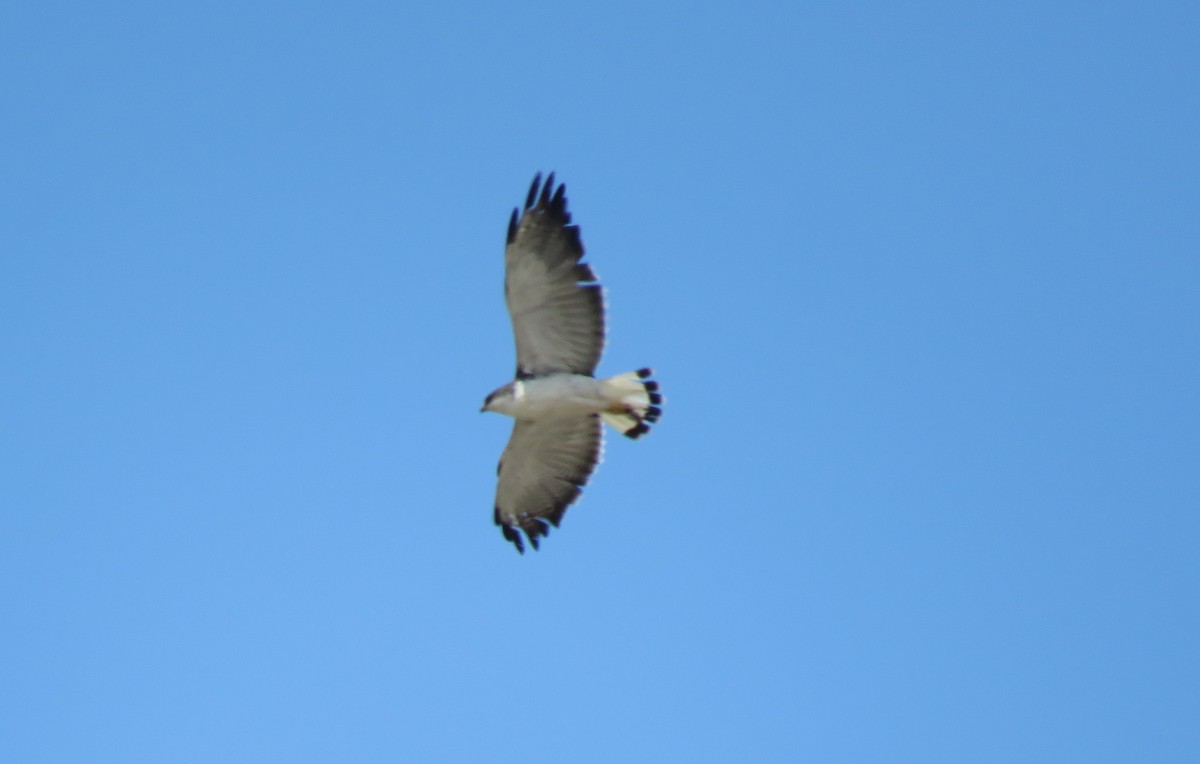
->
(481, 173), (663, 553)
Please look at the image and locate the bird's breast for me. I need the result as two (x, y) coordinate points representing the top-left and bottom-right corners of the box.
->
(507, 374), (606, 418)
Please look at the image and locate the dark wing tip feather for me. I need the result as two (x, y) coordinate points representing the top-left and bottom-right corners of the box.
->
(637, 367), (653, 378)
(506, 208), (519, 244)
(550, 182), (566, 213)
(512, 508), (565, 554)
(513, 171), (575, 242)
(648, 391), (663, 405)
(495, 493), (582, 555)
(545, 505), (567, 527)
(644, 380), (659, 392)
(525, 172), (542, 211)
(564, 223), (582, 251)
(498, 517), (526, 554)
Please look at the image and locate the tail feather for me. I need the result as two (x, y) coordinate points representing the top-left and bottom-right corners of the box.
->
(600, 367), (664, 439)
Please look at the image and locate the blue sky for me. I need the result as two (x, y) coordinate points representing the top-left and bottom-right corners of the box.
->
(2, 2), (1197, 761)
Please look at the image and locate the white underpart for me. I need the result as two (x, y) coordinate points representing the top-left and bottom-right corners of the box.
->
(488, 372), (652, 432)
(503, 374), (611, 418)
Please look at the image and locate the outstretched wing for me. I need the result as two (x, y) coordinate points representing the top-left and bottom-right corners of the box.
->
(505, 172), (605, 378)
(493, 415), (602, 553)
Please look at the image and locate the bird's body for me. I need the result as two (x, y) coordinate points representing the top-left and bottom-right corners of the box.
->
(485, 374), (608, 418)
(481, 173), (662, 553)
(484, 372), (653, 422)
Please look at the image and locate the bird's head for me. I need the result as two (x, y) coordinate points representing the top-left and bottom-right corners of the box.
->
(481, 383), (516, 414)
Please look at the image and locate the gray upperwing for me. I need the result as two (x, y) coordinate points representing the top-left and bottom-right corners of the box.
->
(493, 414), (603, 553)
(504, 173), (606, 378)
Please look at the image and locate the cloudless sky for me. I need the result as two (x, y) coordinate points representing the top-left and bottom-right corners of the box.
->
(2, 2), (1198, 761)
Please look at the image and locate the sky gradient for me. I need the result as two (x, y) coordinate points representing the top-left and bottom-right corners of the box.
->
(2, 2), (1198, 762)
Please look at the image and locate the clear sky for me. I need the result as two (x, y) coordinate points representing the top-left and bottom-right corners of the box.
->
(2, 2), (1197, 762)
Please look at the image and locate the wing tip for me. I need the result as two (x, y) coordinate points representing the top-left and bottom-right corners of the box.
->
(496, 505), (572, 555)
(508, 171), (579, 252)
(524, 170), (569, 216)
(494, 460), (590, 554)
(496, 511), (533, 554)
(524, 172), (542, 211)
(506, 208), (519, 244)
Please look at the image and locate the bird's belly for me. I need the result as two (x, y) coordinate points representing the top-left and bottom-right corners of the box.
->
(511, 374), (606, 418)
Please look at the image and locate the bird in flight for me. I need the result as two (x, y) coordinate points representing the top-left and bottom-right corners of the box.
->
(481, 173), (663, 553)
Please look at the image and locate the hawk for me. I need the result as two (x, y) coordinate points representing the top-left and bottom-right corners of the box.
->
(481, 173), (663, 553)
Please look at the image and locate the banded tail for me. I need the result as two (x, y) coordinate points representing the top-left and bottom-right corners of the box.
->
(600, 368), (664, 439)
